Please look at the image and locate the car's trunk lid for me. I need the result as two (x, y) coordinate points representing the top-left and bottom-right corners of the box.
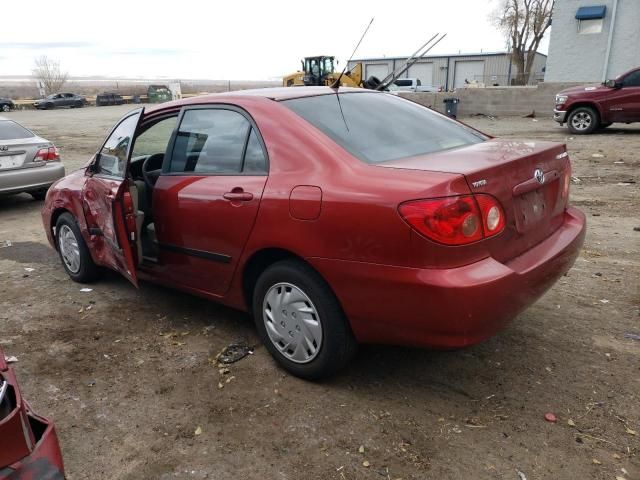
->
(0, 136), (51, 171)
(380, 138), (571, 262)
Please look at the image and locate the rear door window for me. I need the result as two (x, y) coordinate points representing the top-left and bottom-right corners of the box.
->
(282, 92), (485, 164)
(169, 108), (267, 174)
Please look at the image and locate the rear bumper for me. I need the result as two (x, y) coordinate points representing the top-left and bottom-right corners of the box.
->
(309, 207), (586, 348)
(553, 109), (568, 123)
(0, 162), (65, 195)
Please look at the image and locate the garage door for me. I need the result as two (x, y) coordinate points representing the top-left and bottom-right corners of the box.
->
(407, 62), (433, 86)
(365, 64), (389, 81)
(454, 60), (485, 88)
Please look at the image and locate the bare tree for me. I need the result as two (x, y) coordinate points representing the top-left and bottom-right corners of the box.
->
(32, 56), (68, 96)
(494, 0), (554, 85)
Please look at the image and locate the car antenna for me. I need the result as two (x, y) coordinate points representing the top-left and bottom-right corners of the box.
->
(376, 33), (447, 91)
(330, 17), (375, 90)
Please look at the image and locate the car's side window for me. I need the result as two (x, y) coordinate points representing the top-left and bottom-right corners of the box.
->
(132, 116), (177, 158)
(243, 127), (267, 173)
(622, 71), (640, 88)
(95, 114), (139, 177)
(169, 108), (267, 175)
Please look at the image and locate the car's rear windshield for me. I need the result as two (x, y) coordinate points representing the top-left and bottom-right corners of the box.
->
(282, 92), (485, 164)
(0, 120), (35, 140)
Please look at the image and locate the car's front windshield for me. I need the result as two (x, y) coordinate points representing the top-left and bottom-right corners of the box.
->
(46, 94), (56, 99)
(282, 92), (486, 164)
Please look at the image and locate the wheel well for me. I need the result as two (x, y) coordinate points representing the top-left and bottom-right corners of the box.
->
(567, 102), (601, 121)
(50, 208), (71, 249)
(242, 248), (308, 313)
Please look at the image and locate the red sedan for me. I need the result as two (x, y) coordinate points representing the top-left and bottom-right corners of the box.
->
(42, 87), (586, 379)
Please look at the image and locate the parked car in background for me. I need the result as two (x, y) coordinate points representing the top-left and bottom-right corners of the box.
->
(96, 92), (125, 107)
(147, 85), (172, 103)
(34, 93), (86, 110)
(391, 78), (442, 92)
(42, 87), (585, 379)
(0, 97), (15, 112)
(0, 349), (65, 479)
(0, 116), (64, 199)
(554, 66), (640, 134)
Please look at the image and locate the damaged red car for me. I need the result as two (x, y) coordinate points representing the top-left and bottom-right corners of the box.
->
(0, 351), (65, 479)
(42, 87), (586, 379)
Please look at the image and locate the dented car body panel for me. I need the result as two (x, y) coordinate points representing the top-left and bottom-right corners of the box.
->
(0, 351), (65, 479)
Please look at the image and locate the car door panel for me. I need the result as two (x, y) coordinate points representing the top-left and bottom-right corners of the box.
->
(81, 108), (144, 286)
(151, 105), (269, 296)
(153, 174), (267, 295)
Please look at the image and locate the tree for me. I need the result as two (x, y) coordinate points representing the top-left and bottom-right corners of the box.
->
(494, 0), (554, 85)
(32, 56), (68, 96)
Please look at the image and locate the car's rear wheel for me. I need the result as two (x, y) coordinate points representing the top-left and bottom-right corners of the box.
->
(252, 259), (357, 379)
(55, 213), (102, 283)
(568, 106), (599, 134)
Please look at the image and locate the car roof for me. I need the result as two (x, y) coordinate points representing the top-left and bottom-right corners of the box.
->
(146, 86), (376, 113)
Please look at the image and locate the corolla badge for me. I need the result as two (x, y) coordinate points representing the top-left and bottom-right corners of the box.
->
(534, 168), (545, 184)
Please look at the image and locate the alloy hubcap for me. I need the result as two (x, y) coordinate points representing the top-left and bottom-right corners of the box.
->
(262, 283), (322, 364)
(571, 112), (592, 130)
(58, 225), (81, 273)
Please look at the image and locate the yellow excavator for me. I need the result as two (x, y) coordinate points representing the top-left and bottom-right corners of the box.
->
(282, 56), (368, 88)
(282, 33), (447, 90)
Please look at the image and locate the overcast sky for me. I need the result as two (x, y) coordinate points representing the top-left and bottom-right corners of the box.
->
(1, 0), (550, 80)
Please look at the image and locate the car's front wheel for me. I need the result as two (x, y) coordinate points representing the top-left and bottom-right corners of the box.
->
(55, 213), (102, 283)
(253, 259), (357, 379)
(568, 106), (599, 134)
(1, 104), (10, 112)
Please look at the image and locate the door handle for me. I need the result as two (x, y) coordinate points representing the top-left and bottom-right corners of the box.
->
(223, 191), (253, 202)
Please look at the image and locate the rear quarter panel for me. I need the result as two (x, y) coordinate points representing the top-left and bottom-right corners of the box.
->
(223, 98), (476, 309)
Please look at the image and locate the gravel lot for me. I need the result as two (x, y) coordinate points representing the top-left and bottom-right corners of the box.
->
(1, 104), (638, 480)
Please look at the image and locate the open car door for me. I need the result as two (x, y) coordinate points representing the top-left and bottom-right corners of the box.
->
(82, 107), (144, 287)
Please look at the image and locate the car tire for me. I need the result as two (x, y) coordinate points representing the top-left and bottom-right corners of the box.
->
(30, 189), (48, 201)
(1, 104), (10, 112)
(567, 106), (599, 134)
(252, 259), (357, 380)
(74, 101), (83, 108)
(599, 122), (612, 129)
(55, 213), (102, 283)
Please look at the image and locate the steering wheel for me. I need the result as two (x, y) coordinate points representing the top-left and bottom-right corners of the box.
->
(141, 153), (164, 190)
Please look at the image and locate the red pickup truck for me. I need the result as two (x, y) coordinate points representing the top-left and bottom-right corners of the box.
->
(554, 67), (640, 134)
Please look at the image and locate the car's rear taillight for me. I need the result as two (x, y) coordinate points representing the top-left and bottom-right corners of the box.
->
(35, 146), (60, 162)
(399, 194), (505, 246)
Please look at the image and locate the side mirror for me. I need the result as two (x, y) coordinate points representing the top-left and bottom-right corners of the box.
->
(605, 79), (621, 89)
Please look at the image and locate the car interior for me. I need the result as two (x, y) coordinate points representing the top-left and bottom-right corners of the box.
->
(126, 114), (178, 263)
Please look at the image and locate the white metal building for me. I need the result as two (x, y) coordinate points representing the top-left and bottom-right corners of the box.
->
(348, 52), (547, 90)
(545, 0), (640, 82)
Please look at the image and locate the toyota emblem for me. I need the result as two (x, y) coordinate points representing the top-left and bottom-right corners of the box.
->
(534, 168), (545, 185)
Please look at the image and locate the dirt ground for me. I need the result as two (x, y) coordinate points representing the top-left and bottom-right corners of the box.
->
(1, 105), (638, 480)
